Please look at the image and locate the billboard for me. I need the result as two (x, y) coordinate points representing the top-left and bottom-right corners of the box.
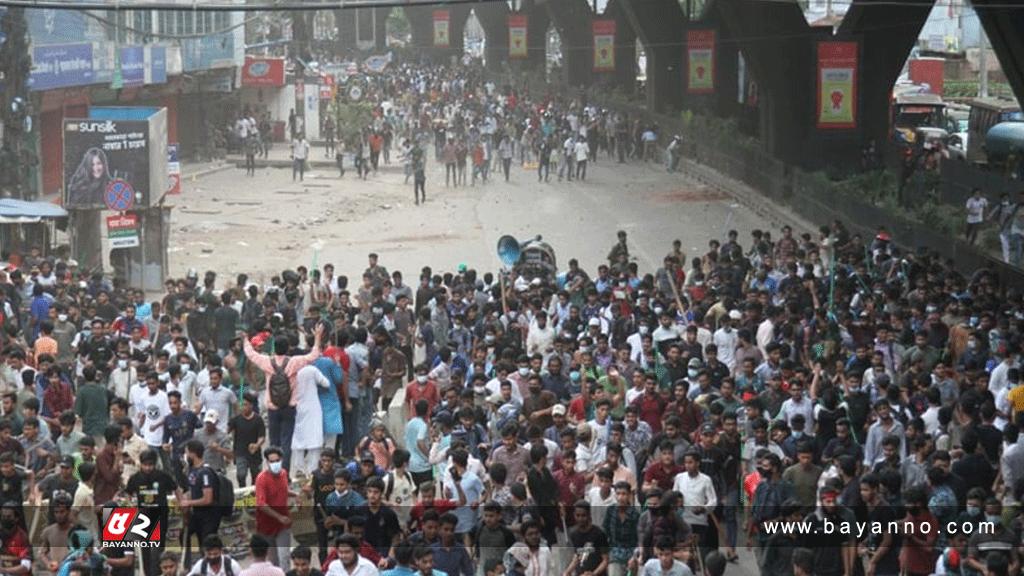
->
(816, 40), (858, 129)
(241, 57), (285, 87)
(593, 20), (615, 72)
(687, 29), (716, 94)
(64, 119), (151, 208)
(64, 108), (167, 209)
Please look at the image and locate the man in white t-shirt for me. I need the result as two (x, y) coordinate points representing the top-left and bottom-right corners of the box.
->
(965, 187), (988, 246)
(136, 374), (170, 469)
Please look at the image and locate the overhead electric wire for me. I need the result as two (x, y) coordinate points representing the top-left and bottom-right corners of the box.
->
(0, 0), (503, 11)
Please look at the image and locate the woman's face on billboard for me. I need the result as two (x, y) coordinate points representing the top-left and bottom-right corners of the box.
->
(91, 154), (104, 179)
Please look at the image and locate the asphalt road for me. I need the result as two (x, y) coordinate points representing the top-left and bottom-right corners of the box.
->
(166, 147), (777, 576)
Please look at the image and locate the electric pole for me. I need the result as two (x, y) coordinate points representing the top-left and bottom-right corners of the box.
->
(0, 7), (34, 199)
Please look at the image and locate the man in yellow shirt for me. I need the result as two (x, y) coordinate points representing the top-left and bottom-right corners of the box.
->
(1006, 369), (1024, 424)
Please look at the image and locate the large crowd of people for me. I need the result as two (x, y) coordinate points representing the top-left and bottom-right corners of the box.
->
(3, 61), (1024, 576)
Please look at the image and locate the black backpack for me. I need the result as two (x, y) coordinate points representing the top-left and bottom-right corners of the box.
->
(268, 357), (291, 409)
(209, 465), (235, 518)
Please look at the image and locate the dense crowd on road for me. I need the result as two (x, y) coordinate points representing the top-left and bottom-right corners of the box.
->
(2, 61), (1024, 576)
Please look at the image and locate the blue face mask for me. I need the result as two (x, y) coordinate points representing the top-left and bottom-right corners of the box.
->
(792, 431), (803, 439)
(986, 514), (1001, 526)
(570, 371), (581, 382)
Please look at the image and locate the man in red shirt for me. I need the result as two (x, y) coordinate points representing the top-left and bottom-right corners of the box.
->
(631, 373), (667, 434)
(405, 365), (439, 418)
(255, 447), (297, 568)
(0, 502), (31, 576)
(553, 449), (588, 527)
(408, 481), (464, 532)
(643, 441), (684, 493)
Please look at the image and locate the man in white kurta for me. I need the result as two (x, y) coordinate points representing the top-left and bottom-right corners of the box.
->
(292, 364), (330, 476)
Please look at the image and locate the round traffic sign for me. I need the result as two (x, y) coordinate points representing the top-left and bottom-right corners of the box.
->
(105, 179), (135, 211)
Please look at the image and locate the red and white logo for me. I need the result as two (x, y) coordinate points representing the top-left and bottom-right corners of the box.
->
(102, 508), (163, 548)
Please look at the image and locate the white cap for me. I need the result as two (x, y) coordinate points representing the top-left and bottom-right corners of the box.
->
(203, 410), (218, 424)
(728, 310), (742, 320)
(588, 318), (601, 327)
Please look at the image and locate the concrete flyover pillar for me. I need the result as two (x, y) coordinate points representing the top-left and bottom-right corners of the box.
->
(471, 1), (511, 73)
(543, 0), (595, 88)
(603, 0), (637, 97)
(834, 0), (934, 171)
(618, 0), (685, 113)
(402, 4), (470, 65)
(973, 0), (1024, 115)
(713, 0), (817, 166)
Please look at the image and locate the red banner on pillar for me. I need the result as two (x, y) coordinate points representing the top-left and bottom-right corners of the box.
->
(686, 29), (716, 94)
(433, 10), (450, 47)
(593, 20), (615, 72)
(509, 14), (528, 59)
(816, 40), (858, 129)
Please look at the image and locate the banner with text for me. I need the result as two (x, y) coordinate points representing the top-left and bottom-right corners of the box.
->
(509, 14), (528, 58)
(593, 20), (615, 72)
(64, 119), (151, 208)
(816, 40), (858, 129)
(434, 10), (450, 47)
(106, 214), (140, 248)
(687, 29), (716, 94)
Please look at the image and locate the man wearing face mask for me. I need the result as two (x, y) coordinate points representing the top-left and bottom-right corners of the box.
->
(964, 498), (1018, 576)
(625, 320), (650, 364)
(110, 351), (136, 401)
(0, 503), (30, 576)
(185, 535), (242, 576)
(256, 447), (298, 567)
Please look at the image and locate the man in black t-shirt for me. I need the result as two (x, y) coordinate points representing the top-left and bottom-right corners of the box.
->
(35, 456), (79, 524)
(180, 440), (220, 561)
(125, 450), (183, 576)
(228, 393), (265, 488)
(302, 449), (339, 566)
(567, 500), (610, 576)
(803, 487), (858, 576)
(859, 474), (901, 576)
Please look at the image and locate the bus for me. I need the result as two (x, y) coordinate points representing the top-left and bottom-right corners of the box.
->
(965, 97), (1023, 163)
(890, 90), (946, 144)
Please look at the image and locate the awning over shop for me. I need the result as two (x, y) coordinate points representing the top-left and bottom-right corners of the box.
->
(0, 199), (69, 224)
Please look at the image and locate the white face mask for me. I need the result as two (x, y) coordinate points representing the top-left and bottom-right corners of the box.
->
(416, 375), (427, 384)
(268, 461), (283, 474)
(118, 360), (128, 371)
(688, 369), (699, 378)
(58, 314), (68, 322)
(518, 367), (530, 377)
(639, 326), (649, 335)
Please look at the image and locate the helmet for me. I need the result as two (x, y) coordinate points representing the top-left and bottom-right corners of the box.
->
(186, 268), (198, 279)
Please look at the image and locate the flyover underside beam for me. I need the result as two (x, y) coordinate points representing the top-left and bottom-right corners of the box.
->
(973, 0), (1024, 109)
(618, 0), (685, 113)
(839, 0), (934, 150)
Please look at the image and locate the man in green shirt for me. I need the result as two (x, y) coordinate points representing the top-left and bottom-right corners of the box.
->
(73, 366), (109, 445)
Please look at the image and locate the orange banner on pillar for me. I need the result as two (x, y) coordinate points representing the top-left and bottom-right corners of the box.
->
(509, 14), (528, 58)
(433, 10), (450, 47)
(816, 40), (858, 129)
(593, 20), (615, 72)
(686, 29), (716, 94)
